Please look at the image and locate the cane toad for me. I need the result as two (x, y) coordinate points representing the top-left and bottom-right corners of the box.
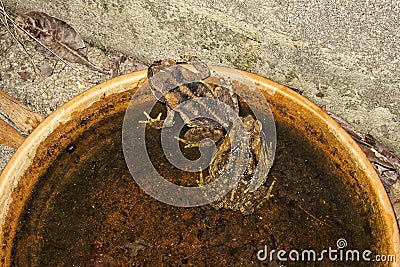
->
(141, 58), (239, 147)
(142, 59), (275, 215)
(202, 114), (275, 215)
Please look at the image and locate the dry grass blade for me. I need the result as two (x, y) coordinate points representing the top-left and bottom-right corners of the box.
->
(0, 89), (44, 134)
(0, 118), (25, 148)
(298, 205), (332, 227)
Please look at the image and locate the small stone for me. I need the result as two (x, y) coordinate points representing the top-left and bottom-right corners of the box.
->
(17, 71), (34, 81)
(66, 143), (77, 154)
(39, 61), (54, 77)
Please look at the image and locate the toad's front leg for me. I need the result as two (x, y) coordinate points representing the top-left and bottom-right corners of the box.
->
(176, 127), (224, 148)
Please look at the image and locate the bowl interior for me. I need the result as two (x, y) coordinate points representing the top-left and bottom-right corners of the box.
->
(0, 69), (398, 265)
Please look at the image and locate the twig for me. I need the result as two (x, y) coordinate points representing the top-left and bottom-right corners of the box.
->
(0, 88), (44, 134)
(0, 117), (25, 148)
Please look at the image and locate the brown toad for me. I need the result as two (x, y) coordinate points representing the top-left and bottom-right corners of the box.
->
(201, 114), (275, 215)
(142, 59), (275, 215)
(141, 58), (239, 147)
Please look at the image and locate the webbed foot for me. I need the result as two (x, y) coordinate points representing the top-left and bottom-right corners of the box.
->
(174, 136), (200, 149)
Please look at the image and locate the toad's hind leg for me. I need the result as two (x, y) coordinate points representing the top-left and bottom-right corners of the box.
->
(175, 128), (224, 148)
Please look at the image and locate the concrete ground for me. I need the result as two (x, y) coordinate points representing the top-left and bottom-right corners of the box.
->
(0, 1), (399, 220)
(2, 0), (398, 154)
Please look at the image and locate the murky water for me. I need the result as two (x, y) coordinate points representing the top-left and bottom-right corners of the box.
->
(11, 104), (378, 266)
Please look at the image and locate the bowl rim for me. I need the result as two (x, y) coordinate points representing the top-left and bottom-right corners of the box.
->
(0, 70), (148, 229)
(0, 68), (398, 263)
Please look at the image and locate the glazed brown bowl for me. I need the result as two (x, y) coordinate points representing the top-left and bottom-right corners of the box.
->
(0, 69), (398, 265)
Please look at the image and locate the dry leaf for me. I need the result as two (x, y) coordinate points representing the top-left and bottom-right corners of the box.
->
(327, 110), (399, 191)
(14, 11), (107, 73)
(103, 55), (148, 77)
(364, 134), (400, 168)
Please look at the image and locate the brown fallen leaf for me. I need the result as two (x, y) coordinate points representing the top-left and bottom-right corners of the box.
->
(326, 111), (364, 140)
(364, 134), (400, 169)
(326, 110), (399, 191)
(103, 55), (148, 78)
(12, 11), (108, 74)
